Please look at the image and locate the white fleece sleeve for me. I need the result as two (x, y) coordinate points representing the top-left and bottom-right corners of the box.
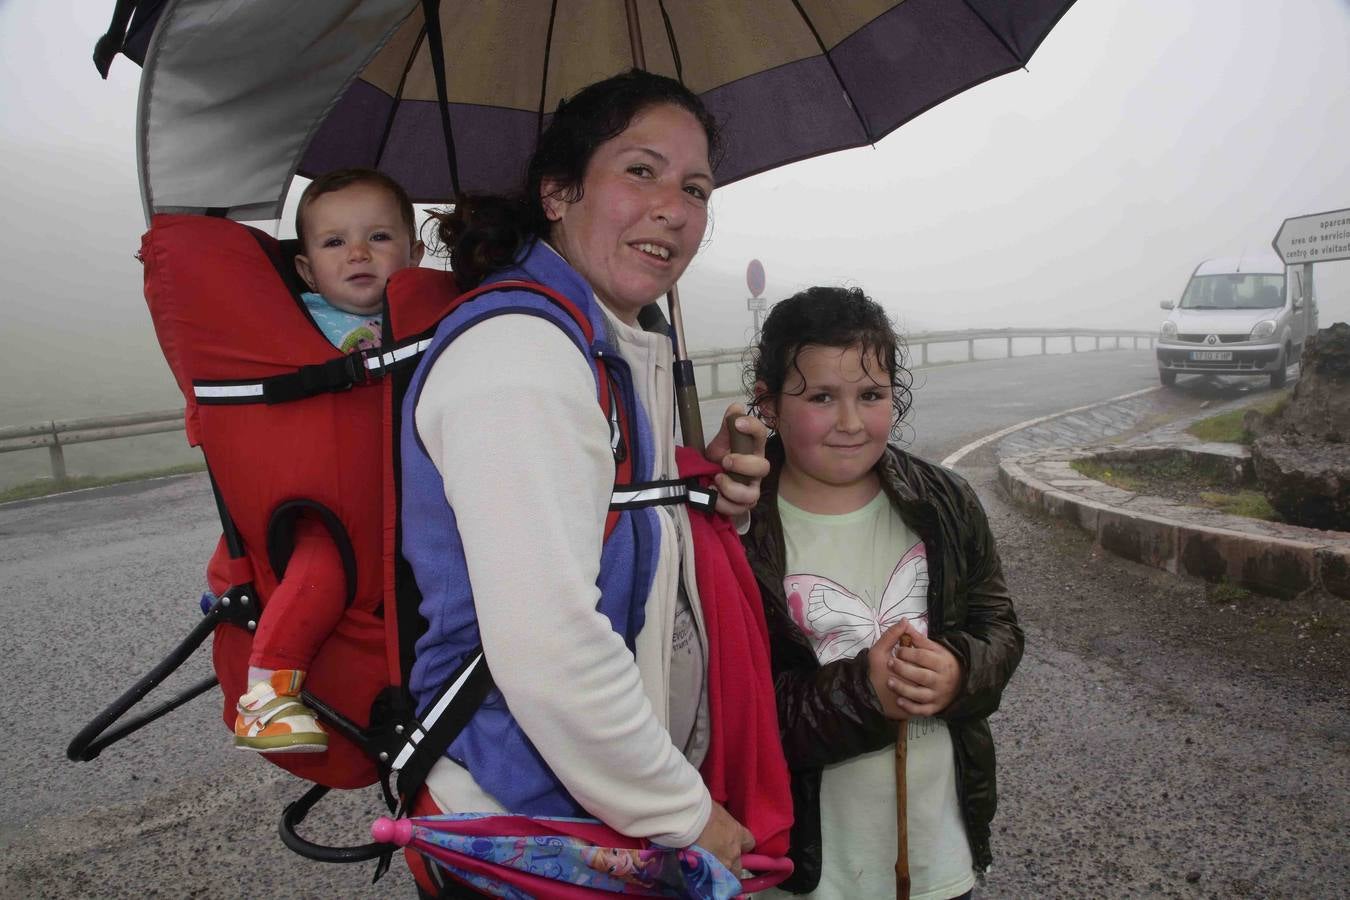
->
(415, 313), (711, 847)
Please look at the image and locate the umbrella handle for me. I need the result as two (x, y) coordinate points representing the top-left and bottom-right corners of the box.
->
(736, 854), (794, 894)
(723, 411), (757, 485)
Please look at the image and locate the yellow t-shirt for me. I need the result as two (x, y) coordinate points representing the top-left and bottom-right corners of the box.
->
(761, 491), (975, 900)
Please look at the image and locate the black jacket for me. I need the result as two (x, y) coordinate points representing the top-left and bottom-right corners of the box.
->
(742, 438), (1023, 892)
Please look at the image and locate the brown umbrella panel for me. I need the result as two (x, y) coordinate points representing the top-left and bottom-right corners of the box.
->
(126, 0), (1077, 219)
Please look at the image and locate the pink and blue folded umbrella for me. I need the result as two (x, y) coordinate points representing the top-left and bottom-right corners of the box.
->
(372, 813), (791, 899)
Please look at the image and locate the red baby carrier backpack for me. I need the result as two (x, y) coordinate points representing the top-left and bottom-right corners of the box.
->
(66, 212), (650, 864)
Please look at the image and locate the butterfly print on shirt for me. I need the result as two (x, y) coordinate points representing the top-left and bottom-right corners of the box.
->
(784, 540), (929, 665)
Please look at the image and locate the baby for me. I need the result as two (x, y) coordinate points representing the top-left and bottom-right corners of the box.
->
(293, 168), (426, 351)
(234, 168), (423, 753)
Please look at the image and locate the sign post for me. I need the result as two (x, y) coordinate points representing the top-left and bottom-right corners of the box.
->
(1272, 207), (1347, 342)
(746, 259), (767, 335)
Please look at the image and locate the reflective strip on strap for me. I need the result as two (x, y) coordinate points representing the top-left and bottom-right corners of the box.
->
(686, 485), (715, 509)
(611, 483), (688, 506)
(367, 339), (432, 373)
(191, 337), (434, 403)
(194, 383), (265, 399)
(390, 649), (487, 773)
(610, 479), (718, 513)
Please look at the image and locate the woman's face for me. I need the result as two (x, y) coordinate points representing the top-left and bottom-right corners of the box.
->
(544, 103), (713, 325)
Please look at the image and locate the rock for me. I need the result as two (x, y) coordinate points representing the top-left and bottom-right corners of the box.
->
(1277, 322), (1350, 442)
(1251, 437), (1350, 530)
(1243, 407), (1273, 440)
(1251, 324), (1350, 530)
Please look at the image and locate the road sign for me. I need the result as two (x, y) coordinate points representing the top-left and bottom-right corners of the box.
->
(746, 259), (766, 297)
(1272, 207), (1350, 265)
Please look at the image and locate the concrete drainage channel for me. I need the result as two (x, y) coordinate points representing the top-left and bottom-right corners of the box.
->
(994, 399), (1350, 601)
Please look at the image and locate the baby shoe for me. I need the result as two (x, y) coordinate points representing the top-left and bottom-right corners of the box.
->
(233, 669), (328, 753)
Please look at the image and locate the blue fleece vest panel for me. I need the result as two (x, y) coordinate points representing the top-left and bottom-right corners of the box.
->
(400, 241), (662, 816)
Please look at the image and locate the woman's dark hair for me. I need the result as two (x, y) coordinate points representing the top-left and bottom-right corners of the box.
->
(295, 167), (416, 249)
(427, 69), (720, 288)
(746, 286), (913, 440)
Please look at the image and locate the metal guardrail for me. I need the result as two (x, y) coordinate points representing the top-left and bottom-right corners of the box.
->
(0, 408), (186, 481)
(1, 328), (1154, 481)
(691, 327), (1157, 400)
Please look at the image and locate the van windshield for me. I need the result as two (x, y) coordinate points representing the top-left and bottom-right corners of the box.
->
(1180, 274), (1284, 310)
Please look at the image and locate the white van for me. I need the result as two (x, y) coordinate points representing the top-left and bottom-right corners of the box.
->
(1156, 253), (1318, 388)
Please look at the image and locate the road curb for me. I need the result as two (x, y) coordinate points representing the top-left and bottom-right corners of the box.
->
(998, 446), (1350, 601)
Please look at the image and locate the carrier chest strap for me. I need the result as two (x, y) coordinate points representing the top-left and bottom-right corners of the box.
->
(190, 336), (434, 405)
(612, 476), (717, 513)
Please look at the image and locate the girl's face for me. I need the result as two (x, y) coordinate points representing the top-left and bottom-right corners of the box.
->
(760, 343), (893, 513)
(543, 103), (713, 325)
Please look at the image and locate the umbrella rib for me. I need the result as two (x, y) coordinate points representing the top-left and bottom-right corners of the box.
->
(536, 0), (560, 139)
(959, 0), (1027, 68)
(787, 0), (872, 141)
(374, 20), (427, 169)
(419, 0), (462, 198)
(656, 1), (685, 84)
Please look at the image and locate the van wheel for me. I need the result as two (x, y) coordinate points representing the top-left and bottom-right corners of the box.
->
(1159, 369), (1177, 386)
(1270, 347), (1288, 389)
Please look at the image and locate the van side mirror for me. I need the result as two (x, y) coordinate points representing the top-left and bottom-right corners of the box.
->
(1159, 299), (1174, 310)
(1293, 299), (1304, 312)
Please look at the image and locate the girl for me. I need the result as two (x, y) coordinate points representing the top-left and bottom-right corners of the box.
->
(743, 287), (1023, 899)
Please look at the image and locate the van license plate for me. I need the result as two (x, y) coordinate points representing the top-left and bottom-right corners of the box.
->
(1190, 351), (1232, 361)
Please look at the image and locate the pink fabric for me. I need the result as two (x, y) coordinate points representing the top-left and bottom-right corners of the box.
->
(676, 448), (793, 859)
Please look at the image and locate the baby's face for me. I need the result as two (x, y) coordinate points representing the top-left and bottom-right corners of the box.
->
(295, 182), (423, 316)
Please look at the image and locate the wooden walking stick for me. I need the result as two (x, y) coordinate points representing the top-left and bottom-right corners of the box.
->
(895, 632), (914, 900)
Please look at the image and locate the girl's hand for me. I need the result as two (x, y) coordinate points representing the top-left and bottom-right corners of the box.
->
(868, 622), (911, 721)
(704, 403), (769, 517)
(887, 619), (963, 717)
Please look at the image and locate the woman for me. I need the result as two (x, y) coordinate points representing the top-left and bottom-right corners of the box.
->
(399, 70), (769, 893)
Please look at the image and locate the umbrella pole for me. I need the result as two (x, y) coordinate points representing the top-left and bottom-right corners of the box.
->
(895, 633), (913, 900)
(667, 284), (707, 453)
(624, 1), (708, 454)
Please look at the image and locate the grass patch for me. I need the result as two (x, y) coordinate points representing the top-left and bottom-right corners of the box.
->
(1071, 455), (1191, 492)
(1206, 580), (1254, 605)
(1071, 457), (1141, 491)
(1071, 453), (1281, 522)
(1198, 490), (1279, 520)
(1186, 393), (1290, 444)
(0, 462), (206, 504)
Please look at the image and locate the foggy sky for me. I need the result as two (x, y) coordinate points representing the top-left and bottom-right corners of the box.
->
(3, 0), (1349, 425)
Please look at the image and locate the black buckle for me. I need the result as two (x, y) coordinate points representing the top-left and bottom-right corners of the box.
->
(263, 351), (371, 404)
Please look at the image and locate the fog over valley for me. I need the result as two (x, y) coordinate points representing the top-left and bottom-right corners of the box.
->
(3, 0), (1349, 475)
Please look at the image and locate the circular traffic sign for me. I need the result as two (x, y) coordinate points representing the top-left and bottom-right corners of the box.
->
(746, 259), (766, 297)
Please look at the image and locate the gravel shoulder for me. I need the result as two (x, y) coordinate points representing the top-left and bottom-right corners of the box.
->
(964, 447), (1348, 899)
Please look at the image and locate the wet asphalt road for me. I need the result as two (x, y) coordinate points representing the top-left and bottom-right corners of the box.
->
(2, 350), (1346, 898)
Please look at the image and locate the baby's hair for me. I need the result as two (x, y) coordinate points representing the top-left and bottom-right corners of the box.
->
(746, 286), (912, 440)
(295, 168), (417, 249)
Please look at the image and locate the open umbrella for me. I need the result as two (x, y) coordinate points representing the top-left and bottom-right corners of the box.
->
(370, 813), (791, 899)
(99, 0), (1078, 446)
(102, 0), (1078, 218)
